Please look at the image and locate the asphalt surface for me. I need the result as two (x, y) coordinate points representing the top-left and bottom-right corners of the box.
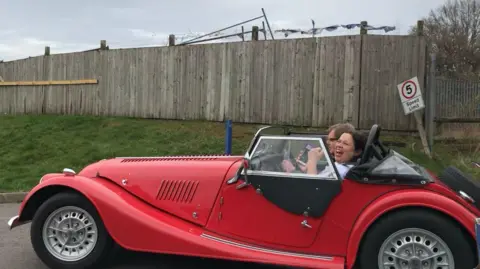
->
(0, 203), (282, 269)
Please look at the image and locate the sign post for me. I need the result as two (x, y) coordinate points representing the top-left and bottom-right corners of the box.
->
(397, 76), (431, 158)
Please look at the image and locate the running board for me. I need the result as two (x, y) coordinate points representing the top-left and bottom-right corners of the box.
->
(200, 233), (345, 269)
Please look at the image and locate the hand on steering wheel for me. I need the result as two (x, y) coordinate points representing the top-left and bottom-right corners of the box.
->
(281, 150), (307, 173)
(294, 150), (308, 172)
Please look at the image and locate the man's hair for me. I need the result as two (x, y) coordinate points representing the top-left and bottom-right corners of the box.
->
(327, 123), (356, 139)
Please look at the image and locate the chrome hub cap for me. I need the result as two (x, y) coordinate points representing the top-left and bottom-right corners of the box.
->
(42, 206), (98, 262)
(378, 228), (454, 269)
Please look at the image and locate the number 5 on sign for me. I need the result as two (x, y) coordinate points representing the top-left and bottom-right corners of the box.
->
(397, 76), (425, 115)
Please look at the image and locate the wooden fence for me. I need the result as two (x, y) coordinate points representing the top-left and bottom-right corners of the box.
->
(0, 35), (427, 131)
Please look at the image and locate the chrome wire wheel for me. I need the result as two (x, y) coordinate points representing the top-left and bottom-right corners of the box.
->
(42, 206), (99, 262)
(378, 228), (454, 269)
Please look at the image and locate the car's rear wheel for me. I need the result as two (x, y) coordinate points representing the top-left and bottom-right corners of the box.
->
(356, 208), (476, 269)
(30, 191), (114, 269)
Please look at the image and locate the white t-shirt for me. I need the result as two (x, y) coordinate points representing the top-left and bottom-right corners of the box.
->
(317, 162), (354, 179)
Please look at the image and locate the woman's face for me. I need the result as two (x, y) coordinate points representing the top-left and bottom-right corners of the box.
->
(334, 133), (359, 163)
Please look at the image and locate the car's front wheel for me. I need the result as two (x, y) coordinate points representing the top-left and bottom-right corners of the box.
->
(30, 191), (114, 269)
(356, 208), (477, 269)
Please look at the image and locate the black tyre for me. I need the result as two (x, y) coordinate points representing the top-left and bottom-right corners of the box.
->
(356, 208), (476, 269)
(30, 191), (114, 269)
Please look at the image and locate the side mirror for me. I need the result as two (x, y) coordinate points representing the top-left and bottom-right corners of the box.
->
(226, 157), (250, 186)
(236, 157), (251, 190)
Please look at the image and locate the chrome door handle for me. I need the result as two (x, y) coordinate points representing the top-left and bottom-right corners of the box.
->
(236, 181), (250, 190)
(301, 220), (312, 228)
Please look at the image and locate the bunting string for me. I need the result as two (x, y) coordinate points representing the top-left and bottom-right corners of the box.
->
(275, 20), (396, 37)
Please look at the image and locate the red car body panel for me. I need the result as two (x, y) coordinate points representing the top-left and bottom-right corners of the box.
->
(79, 156), (243, 227)
(14, 153), (479, 269)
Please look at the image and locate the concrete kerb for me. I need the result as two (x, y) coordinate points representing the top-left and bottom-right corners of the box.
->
(0, 192), (28, 204)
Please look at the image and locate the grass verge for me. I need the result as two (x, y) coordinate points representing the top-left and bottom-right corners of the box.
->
(0, 115), (478, 192)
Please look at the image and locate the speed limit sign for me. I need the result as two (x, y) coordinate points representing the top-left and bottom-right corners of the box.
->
(397, 76), (424, 115)
(401, 80), (417, 99)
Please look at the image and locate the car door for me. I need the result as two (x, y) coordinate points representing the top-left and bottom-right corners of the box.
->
(208, 135), (342, 249)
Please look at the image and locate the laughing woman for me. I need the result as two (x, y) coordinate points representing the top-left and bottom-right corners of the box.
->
(306, 130), (366, 179)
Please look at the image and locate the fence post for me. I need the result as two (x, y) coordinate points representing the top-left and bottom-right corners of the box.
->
(169, 35), (176, 46)
(100, 40), (108, 50)
(252, 26), (259, 41)
(360, 21), (368, 35)
(44, 46), (50, 56)
(356, 21), (368, 127)
(225, 120), (232, 155)
(427, 53), (437, 151)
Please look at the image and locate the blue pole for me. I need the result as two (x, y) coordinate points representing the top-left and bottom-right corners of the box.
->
(225, 120), (232, 155)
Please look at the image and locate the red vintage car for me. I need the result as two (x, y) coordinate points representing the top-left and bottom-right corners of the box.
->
(6, 124), (480, 269)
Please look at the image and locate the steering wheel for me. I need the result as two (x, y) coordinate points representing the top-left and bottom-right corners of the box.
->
(250, 152), (287, 172)
(359, 124), (387, 165)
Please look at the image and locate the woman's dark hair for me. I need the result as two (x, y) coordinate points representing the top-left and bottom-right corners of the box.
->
(342, 130), (367, 163)
(351, 130), (367, 152)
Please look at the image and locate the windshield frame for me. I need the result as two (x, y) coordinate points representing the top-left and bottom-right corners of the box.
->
(245, 126), (290, 158)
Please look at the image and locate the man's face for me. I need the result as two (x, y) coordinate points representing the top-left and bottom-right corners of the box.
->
(327, 130), (337, 154)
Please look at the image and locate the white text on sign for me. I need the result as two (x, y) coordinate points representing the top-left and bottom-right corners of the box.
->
(402, 96), (425, 115)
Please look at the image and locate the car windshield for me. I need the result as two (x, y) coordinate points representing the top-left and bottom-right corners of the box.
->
(245, 135), (339, 180)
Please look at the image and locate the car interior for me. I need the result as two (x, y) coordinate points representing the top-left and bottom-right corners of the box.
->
(243, 124), (434, 184)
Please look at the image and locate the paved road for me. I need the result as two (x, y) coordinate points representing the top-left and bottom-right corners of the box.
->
(0, 203), (281, 269)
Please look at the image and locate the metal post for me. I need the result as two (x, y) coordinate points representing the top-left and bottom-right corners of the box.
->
(225, 120), (232, 155)
(262, 21), (267, 40)
(261, 8), (275, 40)
(427, 52), (436, 152)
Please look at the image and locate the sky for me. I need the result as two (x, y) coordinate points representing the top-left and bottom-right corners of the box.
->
(0, 0), (442, 62)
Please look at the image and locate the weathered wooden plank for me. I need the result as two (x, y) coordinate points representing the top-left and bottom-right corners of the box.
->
(262, 40), (275, 124)
(312, 37), (327, 127)
(343, 35), (362, 126)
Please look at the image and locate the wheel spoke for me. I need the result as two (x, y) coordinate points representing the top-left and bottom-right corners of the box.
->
(48, 227), (64, 233)
(420, 251), (446, 261)
(384, 251), (409, 261)
(411, 233), (416, 254)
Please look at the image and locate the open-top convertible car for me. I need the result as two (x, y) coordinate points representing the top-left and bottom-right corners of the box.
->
(7, 124), (480, 269)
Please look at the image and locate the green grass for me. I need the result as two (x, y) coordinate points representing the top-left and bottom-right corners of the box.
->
(0, 115), (478, 192)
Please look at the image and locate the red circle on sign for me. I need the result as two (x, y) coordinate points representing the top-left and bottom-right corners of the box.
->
(401, 80), (417, 99)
